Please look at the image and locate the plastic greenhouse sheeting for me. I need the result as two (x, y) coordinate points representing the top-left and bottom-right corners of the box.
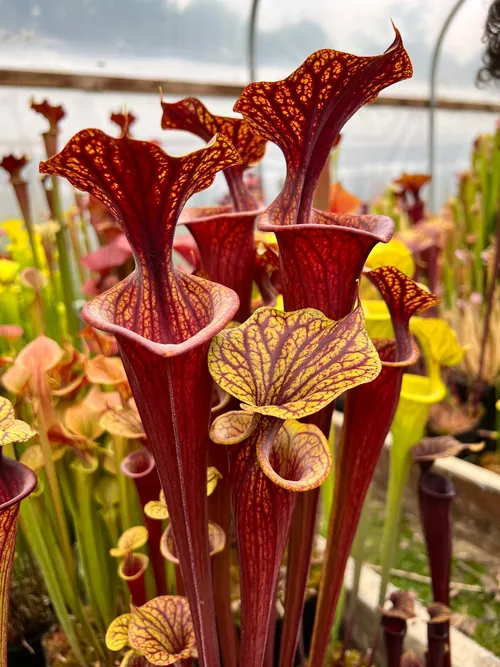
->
(0, 0), (498, 218)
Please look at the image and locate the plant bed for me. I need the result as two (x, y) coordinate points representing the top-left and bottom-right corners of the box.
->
(358, 494), (500, 658)
(373, 437), (500, 556)
(329, 412), (500, 660)
(331, 411), (500, 555)
(344, 556), (500, 667)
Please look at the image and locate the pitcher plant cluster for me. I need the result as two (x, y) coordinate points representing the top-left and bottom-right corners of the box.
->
(0, 24), (474, 667)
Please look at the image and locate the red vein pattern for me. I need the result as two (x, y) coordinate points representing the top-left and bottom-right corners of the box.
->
(209, 305), (379, 667)
(40, 130), (241, 344)
(236, 50), (411, 644)
(40, 130), (242, 667)
(128, 596), (196, 664)
(235, 27), (412, 224)
(208, 306), (381, 419)
(180, 205), (258, 322)
(0, 457), (37, 665)
(161, 97), (266, 211)
(366, 265), (441, 359)
(228, 421), (296, 667)
(309, 267), (440, 667)
(260, 210), (394, 319)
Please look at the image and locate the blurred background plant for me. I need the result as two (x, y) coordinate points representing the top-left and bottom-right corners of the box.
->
(0, 96), (498, 666)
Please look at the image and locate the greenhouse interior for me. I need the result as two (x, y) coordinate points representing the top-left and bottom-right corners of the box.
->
(0, 0), (499, 665)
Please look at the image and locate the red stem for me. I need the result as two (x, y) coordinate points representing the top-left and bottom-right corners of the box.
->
(264, 589), (277, 667)
(278, 405), (333, 667)
(208, 441), (239, 667)
(121, 554), (148, 607)
(225, 166), (257, 212)
(121, 448), (167, 596)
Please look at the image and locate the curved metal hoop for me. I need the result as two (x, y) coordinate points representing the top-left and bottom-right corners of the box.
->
(428, 0), (468, 210)
(248, 0), (261, 83)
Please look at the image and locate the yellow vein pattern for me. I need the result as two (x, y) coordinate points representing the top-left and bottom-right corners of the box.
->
(128, 596), (196, 666)
(161, 97), (266, 168)
(234, 27), (412, 224)
(208, 306), (381, 419)
(0, 397), (35, 446)
(256, 419), (332, 492)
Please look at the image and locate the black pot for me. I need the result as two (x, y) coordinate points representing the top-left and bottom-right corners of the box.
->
(8, 634), (46, 667)
(273, 595), (318, 666)
(429, 377), (498, 456)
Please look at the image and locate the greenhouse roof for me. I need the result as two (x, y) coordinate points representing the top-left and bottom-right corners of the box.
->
(0, 0), (498, 216)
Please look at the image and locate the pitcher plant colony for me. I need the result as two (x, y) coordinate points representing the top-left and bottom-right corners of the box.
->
(0, 21), (495, 667)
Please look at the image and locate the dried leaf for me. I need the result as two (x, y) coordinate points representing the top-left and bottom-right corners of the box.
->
(412, 435), (484, 463)
(427, 602), (452, 624)
(380, 590), (416, 620)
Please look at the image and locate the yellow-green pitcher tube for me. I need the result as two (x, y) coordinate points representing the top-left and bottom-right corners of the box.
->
(50, 177), (79, 338)
(0, 285), (21, 326)
(362, 300), (394, 341)
(19, 483), (87, 667)
(70, 455), (115, 631)
(378, 373), (446, 605)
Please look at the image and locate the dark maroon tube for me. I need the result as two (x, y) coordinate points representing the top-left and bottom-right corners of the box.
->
(121, 448), (166, 596)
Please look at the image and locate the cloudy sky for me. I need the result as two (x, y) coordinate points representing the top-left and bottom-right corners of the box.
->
(0, 0), (494, 94)
(0, 0), (497, 216)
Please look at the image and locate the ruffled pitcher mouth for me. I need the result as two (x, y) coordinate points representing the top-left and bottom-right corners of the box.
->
(180, 204), (265, 224)
(82, 271), (239, 359)
(258, 207), (395, 243)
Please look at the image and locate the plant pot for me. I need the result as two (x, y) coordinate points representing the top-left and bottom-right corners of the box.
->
(452, 377), (498, 449)
(273, 595), (318, 666)
(8, 634), (46, 667)
(344, 559), (500, 667)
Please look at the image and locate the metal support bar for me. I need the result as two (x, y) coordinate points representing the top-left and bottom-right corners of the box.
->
(428, 0), (468, 211)
(248, 0), (261, 83)
(1, 69), (499, 115)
